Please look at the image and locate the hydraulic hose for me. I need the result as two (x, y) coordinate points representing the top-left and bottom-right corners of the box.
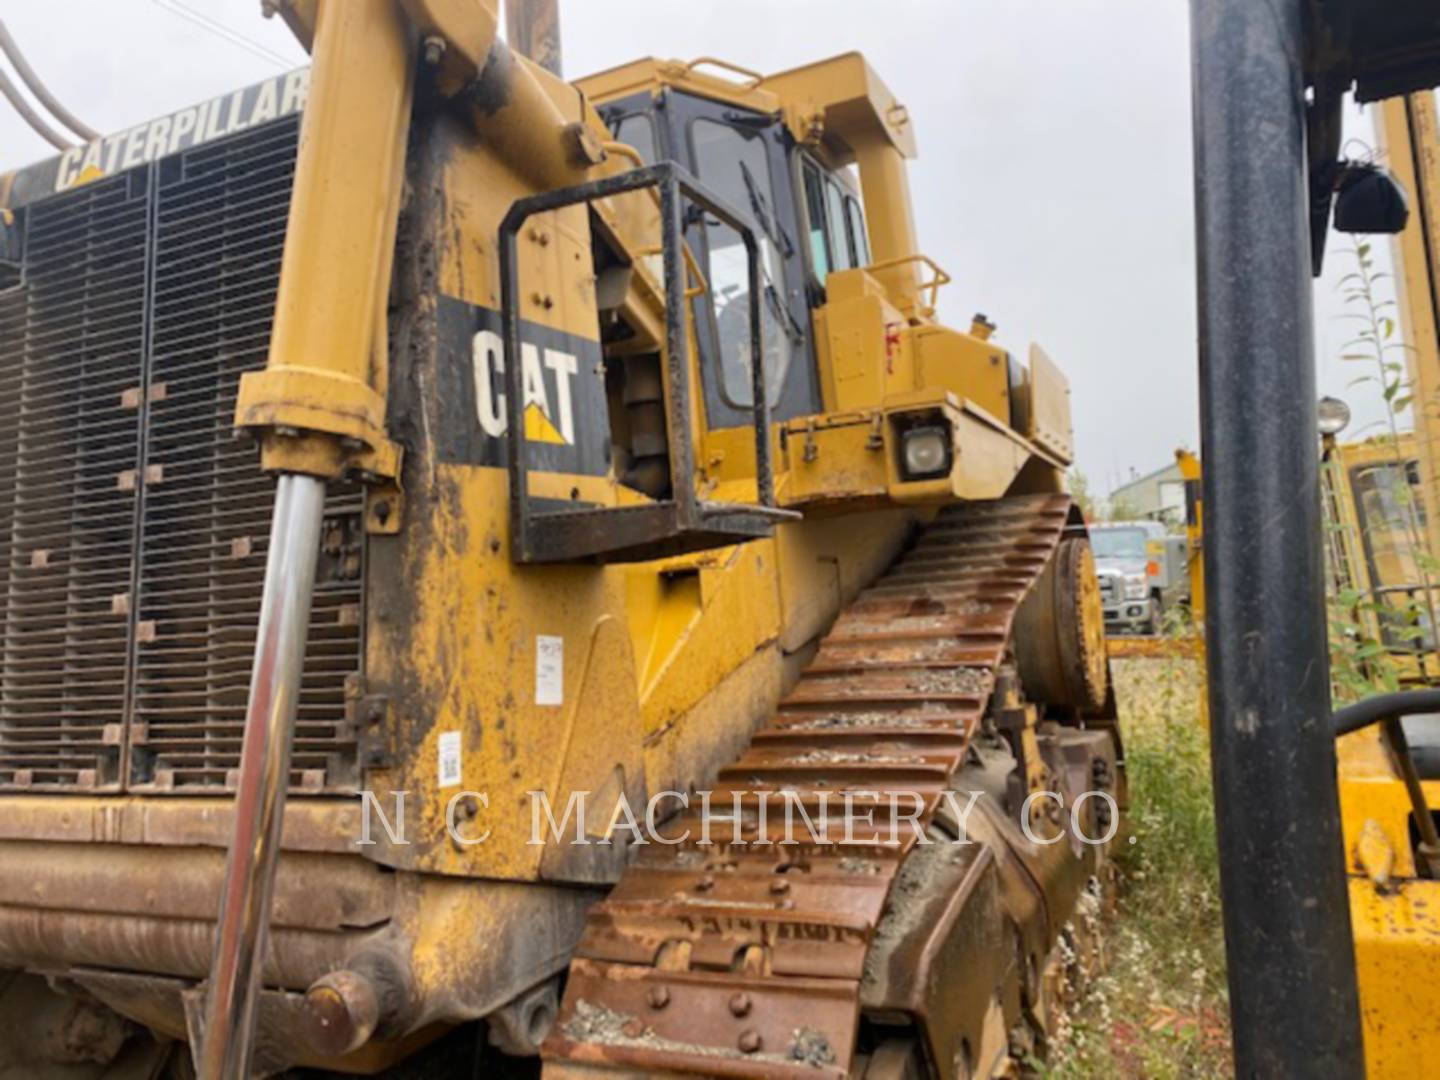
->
(0, 20), (98, 141)
(0, 64), (71, 151)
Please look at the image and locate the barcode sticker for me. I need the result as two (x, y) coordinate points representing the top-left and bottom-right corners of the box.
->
(536, 635), (564, 706)
(437, 730), (462, 788)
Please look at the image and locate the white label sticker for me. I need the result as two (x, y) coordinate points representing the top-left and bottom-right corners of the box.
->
(536, 635), (564, 706)
(437, 730), (462, 788)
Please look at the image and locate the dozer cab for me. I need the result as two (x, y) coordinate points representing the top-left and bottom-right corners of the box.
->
(0, 2), (1120, 1076)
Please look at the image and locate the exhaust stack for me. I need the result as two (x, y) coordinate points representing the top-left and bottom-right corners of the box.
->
(505, 0), (562, 77)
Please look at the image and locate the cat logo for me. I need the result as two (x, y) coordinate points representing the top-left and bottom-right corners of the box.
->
(53, 71), (310, 193)
(472, 329), (579, 447)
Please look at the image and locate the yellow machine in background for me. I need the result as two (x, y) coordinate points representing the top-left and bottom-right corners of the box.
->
(1320, 424), (1440, 1079)
(1324, 430), (1437, 675)
(1176, 448), (1204, 626)
(1131, 427), (1440, 1078)
(1161, 428), (1440, 1078)
(1174, 87), (1440, 1079)
(0, 1), (1118, 1076)
(1323, 93), (1440, 1080)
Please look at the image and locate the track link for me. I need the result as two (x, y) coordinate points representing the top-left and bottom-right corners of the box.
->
(543, 494), (1077, 1078)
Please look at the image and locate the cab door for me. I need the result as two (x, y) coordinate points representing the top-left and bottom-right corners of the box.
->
(656, 91), (820, 428)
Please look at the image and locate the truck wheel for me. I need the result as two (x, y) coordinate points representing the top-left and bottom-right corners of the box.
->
(1143, 597), (1161, 636)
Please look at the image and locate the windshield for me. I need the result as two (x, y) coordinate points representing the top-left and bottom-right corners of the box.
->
(690, 117), (794, 410)
(1350, 460), (1438, 650)
(1353, 462), (1427, 588)
(1091, 528), (1148, 559)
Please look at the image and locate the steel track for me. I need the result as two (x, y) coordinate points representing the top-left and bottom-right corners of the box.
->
(545, 494), (1080, 1078)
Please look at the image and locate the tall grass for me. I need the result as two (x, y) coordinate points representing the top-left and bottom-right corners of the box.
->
(1049, 657), (1231, 1079)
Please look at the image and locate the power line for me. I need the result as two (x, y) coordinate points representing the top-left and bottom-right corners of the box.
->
(149, 0), (294, 70)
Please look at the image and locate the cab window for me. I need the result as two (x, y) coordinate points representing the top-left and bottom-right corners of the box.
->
(689, 117), (794, 410)
(799, 155), (873, 285)
(1351, 460), (1436, 650)
(845, 195), (871, 266)
(825, 178), (853, 269)
(612, 113), (658, 165)
(802, 160), (831, 281)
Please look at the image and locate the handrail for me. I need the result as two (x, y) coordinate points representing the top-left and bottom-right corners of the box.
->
(598, 143), (710, 299)
(601, 140), (645, 169)
(633, 241), (711, 302)
(498, 161), (781, 563)
(681, 57), (765, 89)
(864, 252), (952, 313)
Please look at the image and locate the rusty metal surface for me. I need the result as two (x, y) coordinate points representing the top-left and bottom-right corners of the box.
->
(544, 494), (1076, 1076)
(0, 840), (395, 929)
(1013, 534), (1108, 711)
(861, 843), (1007, 1080)
(72, 969), (445, 1076)
(0, 904), (376, 990)
(0, 793), (364, 851)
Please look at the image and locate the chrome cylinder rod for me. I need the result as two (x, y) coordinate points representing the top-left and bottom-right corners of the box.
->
(198, 473), (327, 1078)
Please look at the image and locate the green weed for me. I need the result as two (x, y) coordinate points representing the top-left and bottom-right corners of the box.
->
(1048, 657), (1231, 1079)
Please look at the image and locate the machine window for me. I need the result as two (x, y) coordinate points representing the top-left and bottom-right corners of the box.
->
(802, 159), (832, 281)
(612, 113), (657, 165)
(824, 177), (853, 269)
(1351, 461), (1436, 649)
(845, 195), (871, 266)
(798, 156), (873, 284)
(689, 117), (793, 410)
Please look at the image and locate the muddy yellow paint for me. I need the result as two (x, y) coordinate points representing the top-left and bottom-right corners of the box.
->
(0, 24), (1092, 1060)
(234, 0), (412, 479)
(1350, 877), (1440, 1078)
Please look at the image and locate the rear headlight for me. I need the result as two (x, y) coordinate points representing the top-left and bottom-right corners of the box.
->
(901, 426), (952, 480)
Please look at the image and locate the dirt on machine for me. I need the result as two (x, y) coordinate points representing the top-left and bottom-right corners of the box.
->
(0, 2), (1123, 1077)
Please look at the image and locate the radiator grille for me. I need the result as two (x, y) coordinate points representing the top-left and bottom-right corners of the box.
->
(0, 117), (364, 794)
(0, 175), (147, 790)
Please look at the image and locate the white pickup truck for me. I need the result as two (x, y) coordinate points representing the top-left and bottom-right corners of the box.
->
(1090, 520), (1189, 634)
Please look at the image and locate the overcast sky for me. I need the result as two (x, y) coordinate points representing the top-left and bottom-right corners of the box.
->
(0, 1), (1412, 494)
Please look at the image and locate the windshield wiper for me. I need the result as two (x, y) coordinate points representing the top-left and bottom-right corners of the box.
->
(763, 281), (805, 345)
(738, 160), (794, 258)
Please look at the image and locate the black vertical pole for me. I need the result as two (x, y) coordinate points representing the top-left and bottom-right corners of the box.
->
(1190, 0), (1366, 1076)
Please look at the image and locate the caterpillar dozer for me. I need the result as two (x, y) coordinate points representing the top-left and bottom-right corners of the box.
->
(0, 2), (1119, 1076)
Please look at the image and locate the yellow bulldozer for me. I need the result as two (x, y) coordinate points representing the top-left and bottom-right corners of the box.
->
(0, 2), (1120, 1076)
